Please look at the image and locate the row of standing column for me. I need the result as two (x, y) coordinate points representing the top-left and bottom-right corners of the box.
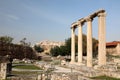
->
(71, 12), (106, 67)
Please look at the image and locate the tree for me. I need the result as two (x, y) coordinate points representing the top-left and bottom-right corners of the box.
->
(0, 36), (13, 56)
(34, 45), (44, 53)
(50, 34), (98, 57)
(0, 36), (37, 59)
(50, 46), (61, 56)
(20, 38), (30, 46)
(19, 38), (32, 58)
(0, 36), (13, 44)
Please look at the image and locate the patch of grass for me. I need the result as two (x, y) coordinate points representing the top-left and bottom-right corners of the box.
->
(107, 54), (120, 59)
(13, 64), (42, 70)
(51, 60), (61, 65)
(91, 75), (120, 80)
(117, 66), (120, 69)
(11, 71), (38, 74)
(114, 55), (120, 58)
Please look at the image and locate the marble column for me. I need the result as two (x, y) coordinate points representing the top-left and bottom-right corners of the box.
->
(78, 23), (83, 64)
(86, 18), (93, 67)
(71, 27), (76, 63)
(98, 12), (106, 66)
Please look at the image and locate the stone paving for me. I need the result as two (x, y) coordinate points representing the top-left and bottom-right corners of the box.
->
(9, 60), (120, 80)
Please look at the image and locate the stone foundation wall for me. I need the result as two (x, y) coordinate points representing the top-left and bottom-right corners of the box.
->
(51, 72), (92, 80)
(7, 71), (120, 80)
(8, 72), (92, 80)
(8, 77), (37, 80)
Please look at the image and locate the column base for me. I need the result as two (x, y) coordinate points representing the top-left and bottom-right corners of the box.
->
(69, 62), (85, 66)
(77, 62), (85, 66)
(87, 65), (93, 68)
(70, 61), (76, 64)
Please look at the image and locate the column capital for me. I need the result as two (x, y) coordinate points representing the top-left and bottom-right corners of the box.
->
(78, 18), (86, 26)
(98, 12), (106, 17)
(71, 22), (78, 29)
(77, 21), (84, 27)
(85, 17), (93, 22)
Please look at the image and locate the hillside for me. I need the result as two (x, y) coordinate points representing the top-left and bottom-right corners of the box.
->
(35, 40), (65, 54)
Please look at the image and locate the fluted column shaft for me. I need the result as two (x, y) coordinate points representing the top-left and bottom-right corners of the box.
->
(86, 18), (93, 67)
(71, 27), (75, 63)
(78, 23), (83, 64)
(98, 12), (106, 66)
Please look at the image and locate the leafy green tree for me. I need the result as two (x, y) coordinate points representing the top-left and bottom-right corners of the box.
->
(50, 46), (61, 56)
(19, 38), (32, 58)
(50, 34), (98, 57)
(92, 38), (98, 57)
(34, 45), (44, 53)
(0, 36), (13, 44)
(20, 38), (31, 46)
(0, 36), (13, 56)
(0, 36), (37, 59)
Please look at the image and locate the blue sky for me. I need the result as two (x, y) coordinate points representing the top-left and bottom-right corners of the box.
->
(0, 0), (120, 45)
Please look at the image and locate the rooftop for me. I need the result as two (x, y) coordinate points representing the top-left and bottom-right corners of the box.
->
(106, 41), (120, 47)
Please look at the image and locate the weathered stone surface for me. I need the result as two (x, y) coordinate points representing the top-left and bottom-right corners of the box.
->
(0, 55), (12, 80)
(51, 72), (92, 80)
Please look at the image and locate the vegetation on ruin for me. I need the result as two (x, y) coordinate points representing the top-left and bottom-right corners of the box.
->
(117, 66), (120, 69)
(111, 55), (120, 58)
(91, 75), (120, 80)
(13, 64), (42, 70)
(12, 71), (38, 75)
(51, 60), (61, 65)
(50, 34), (98, 57)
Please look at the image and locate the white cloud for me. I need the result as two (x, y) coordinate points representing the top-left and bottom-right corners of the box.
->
(0, 12), (19, 21)
(6, 14), (19, 21)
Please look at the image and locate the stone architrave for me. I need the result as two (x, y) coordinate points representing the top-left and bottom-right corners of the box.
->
(78, 22), (83, 64)
(71, 27), (76, 63)
(86, 17), (93, 67)
(98, 12), (106, 66)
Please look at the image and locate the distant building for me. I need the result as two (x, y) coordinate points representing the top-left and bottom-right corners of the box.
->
(106, 41), (120, 56)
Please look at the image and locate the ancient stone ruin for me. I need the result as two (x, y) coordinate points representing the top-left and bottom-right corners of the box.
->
(69, 9), (120, 79)
(70, 9), (106, 67)
(2, 9), (120, 80)
(0, 55), (12, 80)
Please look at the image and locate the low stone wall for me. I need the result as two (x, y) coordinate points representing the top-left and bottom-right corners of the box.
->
(51, 72), (92, 80)
(8, 72), (91, 80)
(7, 77), (37, 80)
(7, 74), (38, 80)
(103, 71), (120, 78)
(68, 64), (103, 77)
